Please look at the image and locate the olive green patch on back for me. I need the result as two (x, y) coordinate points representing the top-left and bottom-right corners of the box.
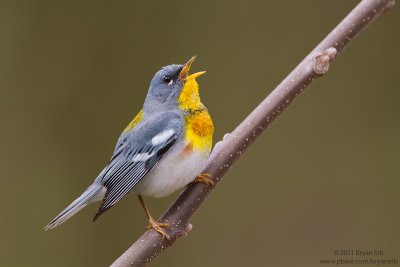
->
(124, 109), (144, 132)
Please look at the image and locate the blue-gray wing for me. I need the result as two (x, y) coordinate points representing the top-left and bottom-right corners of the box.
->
(93, 113), (182, 221)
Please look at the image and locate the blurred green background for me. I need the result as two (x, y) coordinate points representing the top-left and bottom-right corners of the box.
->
(1, 0), (399, 266)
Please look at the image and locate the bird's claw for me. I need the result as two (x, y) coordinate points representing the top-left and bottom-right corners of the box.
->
(146, 217), (171, 240)
(194, 173), (215, 188)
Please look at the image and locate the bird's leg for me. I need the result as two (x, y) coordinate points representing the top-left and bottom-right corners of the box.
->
(137, 195), (171, 240)
(194, 173), (215, 188)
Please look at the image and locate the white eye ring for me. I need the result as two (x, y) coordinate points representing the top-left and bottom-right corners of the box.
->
(163, 75), (173, 85)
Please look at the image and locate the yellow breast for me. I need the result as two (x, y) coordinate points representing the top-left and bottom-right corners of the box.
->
(184, 110), (213, 151)
(178, 76), (213, 151)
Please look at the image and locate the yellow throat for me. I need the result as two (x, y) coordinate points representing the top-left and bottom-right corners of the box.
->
(178, 76), (213, 151)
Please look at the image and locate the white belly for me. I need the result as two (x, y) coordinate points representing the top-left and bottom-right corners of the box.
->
(133, 142), (210, 198)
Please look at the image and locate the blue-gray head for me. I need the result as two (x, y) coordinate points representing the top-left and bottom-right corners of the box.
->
(143, 56), (205, 113)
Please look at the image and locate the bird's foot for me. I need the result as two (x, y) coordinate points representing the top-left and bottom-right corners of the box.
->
(146, 217), (171, 240)
(194, 173), (215, 188)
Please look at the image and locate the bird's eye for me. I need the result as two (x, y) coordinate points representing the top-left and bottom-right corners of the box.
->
(163, 76), (173, 85)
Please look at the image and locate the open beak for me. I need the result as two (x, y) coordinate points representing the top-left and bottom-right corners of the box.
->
(179, 56), (206, 81)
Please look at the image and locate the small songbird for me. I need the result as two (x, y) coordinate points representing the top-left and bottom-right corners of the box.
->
(45, 56), (214, 239)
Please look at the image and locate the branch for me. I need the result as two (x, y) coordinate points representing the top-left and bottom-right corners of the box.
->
(111, 0), (395, 266)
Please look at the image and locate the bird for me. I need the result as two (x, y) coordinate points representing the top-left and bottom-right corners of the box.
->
(45, 56), (214, 239)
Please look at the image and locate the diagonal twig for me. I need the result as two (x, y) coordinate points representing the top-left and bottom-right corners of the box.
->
(111, 0), (395, 266)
